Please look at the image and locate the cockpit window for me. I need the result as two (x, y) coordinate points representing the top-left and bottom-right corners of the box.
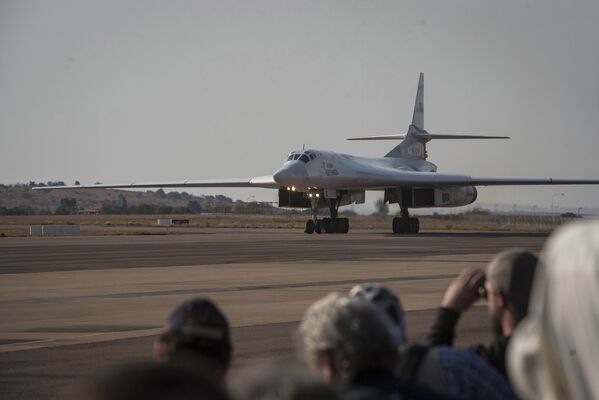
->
(287, 151), (318, 163)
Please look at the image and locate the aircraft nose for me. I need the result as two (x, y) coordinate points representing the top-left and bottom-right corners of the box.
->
(273, 162), (308, 186)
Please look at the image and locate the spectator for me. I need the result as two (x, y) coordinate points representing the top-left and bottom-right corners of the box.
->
(508, 221), (599, 399)
(230, 360), (340, 400)
(296, 292), (450, 399)
(429, 249), (538, 376)
(349, 283), (406, 346)
(351, 283), (518, 400)
(154, 298), (232, 381)
(75, 362), (230, 400)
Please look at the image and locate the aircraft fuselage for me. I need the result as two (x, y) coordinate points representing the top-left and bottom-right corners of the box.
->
(273, 149), (437, 191)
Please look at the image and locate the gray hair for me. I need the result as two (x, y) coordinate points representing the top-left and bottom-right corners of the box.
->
(297, 292), (399, 383)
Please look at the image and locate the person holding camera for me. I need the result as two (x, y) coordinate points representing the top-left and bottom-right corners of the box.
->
(428, 249), (538, 378)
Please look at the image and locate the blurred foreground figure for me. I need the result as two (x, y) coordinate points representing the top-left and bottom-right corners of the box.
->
(230, 360), (340, 400)
(429, 249), (538, 376)
(154, 298), (232, 380)
(77, 362), (230, 400)
(351, 283), (518, 400)
(297, 292), (452, 399)
(508, 221), (599, 400)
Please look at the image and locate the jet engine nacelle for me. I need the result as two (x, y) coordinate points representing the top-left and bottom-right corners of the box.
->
(385, 186), (477, 208)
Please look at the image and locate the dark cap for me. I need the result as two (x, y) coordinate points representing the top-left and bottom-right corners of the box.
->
(349, 283), (406, 345)
(486, 249), (538, 322)
(165, 298), (230, 344)
(159, 298), (232, 377)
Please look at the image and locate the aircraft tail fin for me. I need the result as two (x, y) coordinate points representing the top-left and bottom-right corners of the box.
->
(347, 73), (508, 160)
(386, 73), (427, 159)
(412, 72), (424, 130)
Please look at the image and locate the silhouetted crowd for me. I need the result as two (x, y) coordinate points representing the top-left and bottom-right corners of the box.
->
(72, 221), (599, 400)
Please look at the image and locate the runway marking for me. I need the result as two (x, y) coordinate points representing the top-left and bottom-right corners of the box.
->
(0, 273), (457, 306)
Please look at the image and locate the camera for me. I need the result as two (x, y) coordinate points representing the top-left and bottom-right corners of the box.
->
(477, 278), (487, 299)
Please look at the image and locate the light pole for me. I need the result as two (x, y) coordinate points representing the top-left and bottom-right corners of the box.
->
(551, 193), (565, 223)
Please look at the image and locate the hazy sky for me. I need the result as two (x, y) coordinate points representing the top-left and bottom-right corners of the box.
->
(1, 0), (598, 211)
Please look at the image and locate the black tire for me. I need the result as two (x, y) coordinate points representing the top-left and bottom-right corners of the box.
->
(315, 220), (323, 234)
(410, 217), (420, 234)
(323, 218), (335, 234)
(304, 219), (315, 234)
(339, 218), (349, 233)
(392, 217), (403, 234)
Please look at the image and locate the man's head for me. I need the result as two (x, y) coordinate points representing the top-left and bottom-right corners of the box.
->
(484, 249), (538, 336)
(154, 298), (232, 380)
(296, 292), (399, 385)
(349, 283), (406, 346)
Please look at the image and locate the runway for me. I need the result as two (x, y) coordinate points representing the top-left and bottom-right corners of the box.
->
(0, 229), (548, 399)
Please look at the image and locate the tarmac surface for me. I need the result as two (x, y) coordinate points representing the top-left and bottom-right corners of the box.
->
(0, 229), (549, 399)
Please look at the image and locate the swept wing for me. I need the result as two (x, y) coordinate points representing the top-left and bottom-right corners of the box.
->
(338, 168), (599, 189)
(32, 175), (279, 190)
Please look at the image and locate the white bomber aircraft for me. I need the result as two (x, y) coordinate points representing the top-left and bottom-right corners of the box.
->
(35, 73), (599, 234)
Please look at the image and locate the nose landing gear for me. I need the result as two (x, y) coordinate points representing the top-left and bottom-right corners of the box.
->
(304, 197), (349, 234)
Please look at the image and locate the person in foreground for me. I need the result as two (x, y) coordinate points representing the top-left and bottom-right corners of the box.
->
(296, 292), (455, 399)
(429, 249), (538, 377)
(74, 362), (230, 400)
(230, 360), (340, 400)
(350, 283), (518, 400)
(154, 297), (232, 381)
(508, 221), (599, 400)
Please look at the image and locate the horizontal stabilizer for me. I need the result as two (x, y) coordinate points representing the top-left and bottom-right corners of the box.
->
(348, 133), (509, 141)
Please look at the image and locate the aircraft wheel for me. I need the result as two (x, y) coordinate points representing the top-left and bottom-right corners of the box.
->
(315, 220), (323, 234)
(392, 217), (404, 234)
(305, 220), (315, 234)
(322, 218), (335, 234)
(409, 217), (420, 234)
(339, 218), (349, 234)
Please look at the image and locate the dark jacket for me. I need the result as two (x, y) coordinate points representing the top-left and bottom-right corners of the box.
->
(428, 307), (510, 377)
(343, 369), (457, 400)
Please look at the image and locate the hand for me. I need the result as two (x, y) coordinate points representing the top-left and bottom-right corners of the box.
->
(441, 268), (485, 313)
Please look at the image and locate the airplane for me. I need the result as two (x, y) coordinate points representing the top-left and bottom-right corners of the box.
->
(34, 73), (599, 234)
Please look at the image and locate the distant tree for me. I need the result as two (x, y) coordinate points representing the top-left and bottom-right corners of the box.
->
(55, 197), (78, 215)
(187, 200), (202, 214)
(156, 189), (166, 197)
(167, 191), (182, 200)
(374, 198), (389, 216)
(118, 194), (128, 210)
(561, 212), (580, 218)
(75, 180), (81, 185)
(1, 205), (37, 215)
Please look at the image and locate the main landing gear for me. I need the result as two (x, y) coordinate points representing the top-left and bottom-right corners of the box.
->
(304, 198), (349, 234)
(392, 206), (420, 234)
